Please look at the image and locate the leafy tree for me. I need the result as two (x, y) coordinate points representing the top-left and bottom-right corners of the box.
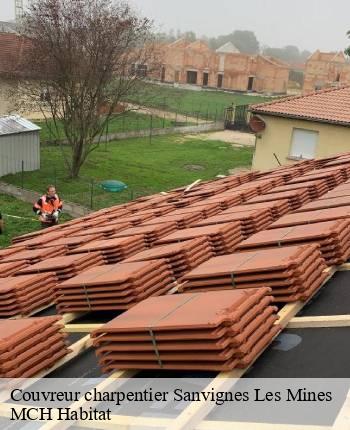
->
(345, 30), (350, 56)
(263, 45), (311, 64)
(181, 31), (197, 42)
(12, 0), (154, 178)
(300, 50), (312, 62)
(231, 30), (260, 54)
(155, 29), (196, 44)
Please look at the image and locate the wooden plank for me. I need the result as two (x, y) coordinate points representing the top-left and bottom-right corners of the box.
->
(0, 404), (328, 430)
(197, 423), (330, 430)
(77, 416), (330, 430)
(38, 370), (137, 430)
(10, 302), (55, 319)
(64, 323), (103, 333)
(184, 179), (201, 193)
(332, 389), (350, 430)
(278, 266), (337, 329)
(338, 263), (350, 271)
(78, 415), (170, 430)
(62, 312), (87, 324)
(0, 402), (25, 419)
(288, 315), (350, 329)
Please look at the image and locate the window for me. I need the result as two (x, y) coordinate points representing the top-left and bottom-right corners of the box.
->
(217, 74), (223, 88)
(187, 71), (198, 84)
(136, 64), (147, 78)
(161, 66), (166, 82)
(289, 128), (318, 159)
(131, 64), (147, 77)
(202, 72), (209, 86)
(247, 76), (254, 91)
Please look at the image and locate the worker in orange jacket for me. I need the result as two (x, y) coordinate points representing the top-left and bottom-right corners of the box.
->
(33, 185), (63, 228)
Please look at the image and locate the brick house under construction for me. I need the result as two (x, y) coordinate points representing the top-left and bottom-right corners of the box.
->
(303, 50), (350, 94)
(155, 39), (290, 95)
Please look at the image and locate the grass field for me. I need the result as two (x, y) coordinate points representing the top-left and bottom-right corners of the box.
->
(3, 134), (254, 209)
(0, 194), (71, 248)
(126, 82), (274, 120)
(36, 111), (183, 142)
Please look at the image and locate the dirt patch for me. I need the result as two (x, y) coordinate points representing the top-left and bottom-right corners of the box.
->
(184, 164), (205, 171)
(186, 130), (256, 147)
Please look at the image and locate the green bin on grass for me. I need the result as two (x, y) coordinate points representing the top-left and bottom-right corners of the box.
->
(100, 180), (127, 193)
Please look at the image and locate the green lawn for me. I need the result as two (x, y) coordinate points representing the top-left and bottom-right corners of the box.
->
(3, 134), (254, 210)
(126, 82), (274, 120)
(0, 194), (71, 247)
(35, 111), (186, 142)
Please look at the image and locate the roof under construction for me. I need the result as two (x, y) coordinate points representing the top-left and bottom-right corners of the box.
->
(1, 152), (350, 384)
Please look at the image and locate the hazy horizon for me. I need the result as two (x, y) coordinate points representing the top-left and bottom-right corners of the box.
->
(1, 0), (350, 53)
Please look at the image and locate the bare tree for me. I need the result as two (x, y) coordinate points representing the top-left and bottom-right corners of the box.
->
(12, 0), (156, 178)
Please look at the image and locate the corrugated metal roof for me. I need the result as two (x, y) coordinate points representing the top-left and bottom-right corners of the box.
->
(0, 21), (17, 34)
(0, 115), (41, 136)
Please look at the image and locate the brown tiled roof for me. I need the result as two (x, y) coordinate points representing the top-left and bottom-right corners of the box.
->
(251, 86), (350, 126)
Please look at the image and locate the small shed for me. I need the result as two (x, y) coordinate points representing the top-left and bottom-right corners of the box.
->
(0, 115), (41, 177)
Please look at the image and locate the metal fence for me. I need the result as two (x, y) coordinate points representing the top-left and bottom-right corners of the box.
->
(125, 87), (241, 123)
(0, 108), (227, 211)
(0, 154), (156, 210)
(38, 110), (217, 145)
(224, 105), (252, 132)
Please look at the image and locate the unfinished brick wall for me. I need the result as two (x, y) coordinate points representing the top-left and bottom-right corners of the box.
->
(303, 51), (350, 93)
(153, 39), (289, 95)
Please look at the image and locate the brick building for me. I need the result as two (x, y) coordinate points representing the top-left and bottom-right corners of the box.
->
(156, 39), (290, 95)
(303, 50), (350, 93)
(0, 32), (29, 115)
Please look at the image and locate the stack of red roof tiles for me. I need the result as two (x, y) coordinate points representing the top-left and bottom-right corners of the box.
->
(180, 245), (327, 302)
(124, 237), (214, 279)
(54, 260), (175, 312)
(91, 289), (281, 371)
(0, 273), (58, 317)
(0, 317), (69, 377)
(156, 222), (243, 255)
(17, 252), (105, 280)
(68, 236), (146, 264)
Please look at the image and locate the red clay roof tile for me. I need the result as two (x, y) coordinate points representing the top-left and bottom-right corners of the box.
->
(251, 86), (350, 126)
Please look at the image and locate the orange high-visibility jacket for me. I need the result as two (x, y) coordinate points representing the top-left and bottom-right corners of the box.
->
(33, 194), (63, 215)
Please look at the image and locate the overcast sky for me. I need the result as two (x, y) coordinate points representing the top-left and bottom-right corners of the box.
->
(1, 0), (350, 52)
